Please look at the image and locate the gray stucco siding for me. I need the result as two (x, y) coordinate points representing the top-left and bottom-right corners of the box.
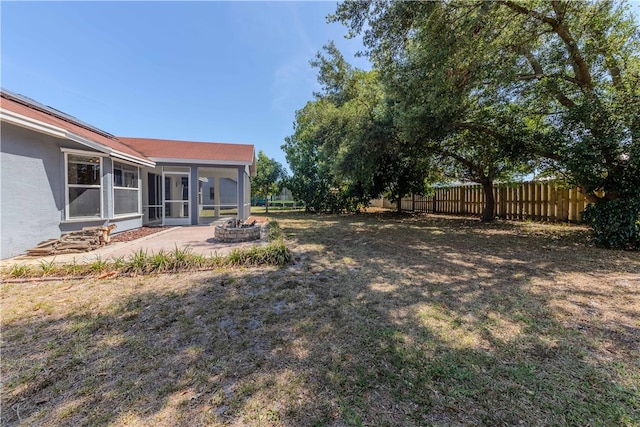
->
(219, 177), (238, 206)
(1, 124), (66, 258)
(60, 215), (142, 236)
(0, 124), (144, 259)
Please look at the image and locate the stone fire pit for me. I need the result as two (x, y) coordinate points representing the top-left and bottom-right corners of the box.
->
(214, 219), (261, 243)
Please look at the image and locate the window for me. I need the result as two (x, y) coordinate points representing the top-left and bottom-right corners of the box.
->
(113, 162), (140, 216)
(66, 153), (102, 218)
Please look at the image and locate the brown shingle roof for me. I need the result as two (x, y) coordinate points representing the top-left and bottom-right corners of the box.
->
(1, 91), (152, 164)
(1, 90), (255, 169)
(118, 137), (255, 165)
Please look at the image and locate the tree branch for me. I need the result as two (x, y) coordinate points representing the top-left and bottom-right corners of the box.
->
(497, 1), (558, 26)
(515, 72), (581, 85)
(513, 46), (576, 108)
(451, 122), (505, 141)
(499, 0), (593, 94)
(438, 149), (484, 179)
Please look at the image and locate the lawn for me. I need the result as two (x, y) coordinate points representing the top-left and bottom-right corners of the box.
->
(2, 211), (639, 426)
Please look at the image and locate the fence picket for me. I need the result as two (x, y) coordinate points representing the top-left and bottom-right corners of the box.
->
(395, 180), (589, 223)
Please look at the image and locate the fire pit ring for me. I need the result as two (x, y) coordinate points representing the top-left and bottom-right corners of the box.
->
(214, 219), (261, 243)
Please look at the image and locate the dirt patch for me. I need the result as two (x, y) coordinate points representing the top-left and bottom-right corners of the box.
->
(110, 226), (170, 243)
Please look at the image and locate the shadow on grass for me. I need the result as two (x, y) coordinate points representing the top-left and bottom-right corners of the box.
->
(2, 211), (639, 425)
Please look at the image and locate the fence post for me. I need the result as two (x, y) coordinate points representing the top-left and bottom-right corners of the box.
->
(541, 183), (548, 221)
(576, 187), (586, 221)
(569, 187), (578, 222)
(499, 186), (507, 219)
(549, 183), (557, 221)
(562, 188), (570, 221)
(432, 190), (437, 213)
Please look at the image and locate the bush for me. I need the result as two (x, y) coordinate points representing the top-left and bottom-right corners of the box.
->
(226, 242), (292, 266)
(582, 198), (640, 249)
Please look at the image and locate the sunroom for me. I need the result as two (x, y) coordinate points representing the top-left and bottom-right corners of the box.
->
(118, 137), (255, 226)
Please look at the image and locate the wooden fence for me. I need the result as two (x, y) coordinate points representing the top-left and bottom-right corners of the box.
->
(400, 181), (589, 222)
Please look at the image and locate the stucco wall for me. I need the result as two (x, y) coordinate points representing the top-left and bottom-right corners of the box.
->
(0, 123), (143, 259)
(1, 124), (65, 258)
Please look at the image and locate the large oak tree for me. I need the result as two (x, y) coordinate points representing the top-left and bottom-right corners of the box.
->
(333, 0), (640, 245)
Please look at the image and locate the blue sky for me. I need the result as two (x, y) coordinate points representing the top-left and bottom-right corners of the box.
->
(1, 1), (368, 170)
(2, 1), (639, 172)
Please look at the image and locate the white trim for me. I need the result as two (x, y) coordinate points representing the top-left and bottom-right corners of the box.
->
(109, 156), (144, 168)
(65, 135), (153, 167)
(61, 218), (109, 224)
(66, 133), (113, 154)
(2, 109), (154, 167)
(109, 213), (144, 221)
(112, 150), (155, 167)
(162, 168), (191, 226)
(61, 147), (109, 157)
(1, 108), (67, 138)
(65, 152), (103, 220)
(112, 161), (141, 218)
(150, 157), (253, 166)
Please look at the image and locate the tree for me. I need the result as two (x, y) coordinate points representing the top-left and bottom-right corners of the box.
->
(284, 43), (436, 214)
(386, 40), (535, 220)
(332, 1), (537, 221)
(282, 100), (346, 213)
(252, 151), (286, 214)
(333, 0), (640, 244)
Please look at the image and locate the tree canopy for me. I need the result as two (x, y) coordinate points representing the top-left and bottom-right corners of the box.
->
(284, 0), (640, 247)
(252, 151), (286, 213)
(283, 43), (438, 213)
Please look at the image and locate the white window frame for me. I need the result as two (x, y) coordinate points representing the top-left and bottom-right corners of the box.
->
(112, 160), (141, 217)
(63, 150), (104, 220)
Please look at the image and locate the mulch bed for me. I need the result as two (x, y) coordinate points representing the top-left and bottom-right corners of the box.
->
(110, 226), (170, 243)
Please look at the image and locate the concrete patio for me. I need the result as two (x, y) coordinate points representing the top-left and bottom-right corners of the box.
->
(1, 221), (268, 267)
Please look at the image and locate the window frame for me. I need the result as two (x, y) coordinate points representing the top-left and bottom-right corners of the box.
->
(63, 150), (104, 220)
(112, 160), (141, 217)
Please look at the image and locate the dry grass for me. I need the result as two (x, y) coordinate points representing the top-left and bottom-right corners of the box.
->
(2, 211), (639, 426)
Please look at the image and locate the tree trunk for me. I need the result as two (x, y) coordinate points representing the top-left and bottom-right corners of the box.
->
(265, 197), (269, 214)
(396, 197), (402, 213)
(481, 179), (495, 222)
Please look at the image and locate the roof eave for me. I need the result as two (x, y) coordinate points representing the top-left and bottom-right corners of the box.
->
(1, 108), (154, 167)
(111, 150), (156, 168)
(149, 157), (254, 166)
(1, 108), (67, 139)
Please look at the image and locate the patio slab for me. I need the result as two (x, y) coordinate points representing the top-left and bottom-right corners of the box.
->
(1, 222), (268, 267)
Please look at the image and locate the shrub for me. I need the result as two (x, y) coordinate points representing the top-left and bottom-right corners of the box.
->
(267, 220), (283, 241)
(582, 198), (640, 249)
(9, 264), (30, 278)
(226, 242), (292, 266)
(128, 249), (150, 274)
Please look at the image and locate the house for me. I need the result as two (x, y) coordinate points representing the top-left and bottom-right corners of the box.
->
(0, 89), (255, 259)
